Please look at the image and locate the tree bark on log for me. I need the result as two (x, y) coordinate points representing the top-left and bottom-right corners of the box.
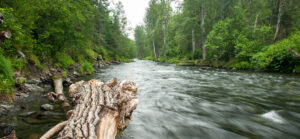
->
(44, 78), (138, 139)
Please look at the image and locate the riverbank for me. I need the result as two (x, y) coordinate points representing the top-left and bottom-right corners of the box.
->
(0, 59), (131, 138)
(142, 56), (300, 74)
(73, 59), (300, 139)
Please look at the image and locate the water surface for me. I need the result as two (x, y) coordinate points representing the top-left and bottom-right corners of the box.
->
(80, 60), (300, 139)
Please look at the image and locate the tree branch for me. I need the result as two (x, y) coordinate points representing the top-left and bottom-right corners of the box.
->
(289, 49), (300, 59)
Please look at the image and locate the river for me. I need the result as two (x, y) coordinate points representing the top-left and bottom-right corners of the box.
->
(4, 59), (300, 138)
(80, 59), (300, 139)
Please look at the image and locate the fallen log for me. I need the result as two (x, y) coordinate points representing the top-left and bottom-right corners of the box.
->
(42, 78), (138, 139)
(53, 77), (71, 114)
(40, 121), (68, 139)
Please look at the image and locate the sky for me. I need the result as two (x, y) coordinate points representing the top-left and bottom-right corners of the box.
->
(110, 0), (182, 40)
(110, 0), (150, 40)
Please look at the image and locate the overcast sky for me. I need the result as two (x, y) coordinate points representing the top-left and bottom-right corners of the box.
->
(110, 0), (182, 40)
(110, 0), (150, 40)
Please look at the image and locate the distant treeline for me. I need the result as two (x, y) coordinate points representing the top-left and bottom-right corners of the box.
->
(135, 0), (300, 72)
(0, 0), (136, 94)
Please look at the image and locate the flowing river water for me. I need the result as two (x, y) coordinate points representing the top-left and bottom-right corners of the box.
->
(82, 60), (300, 139)
(4, 59), (300, 138)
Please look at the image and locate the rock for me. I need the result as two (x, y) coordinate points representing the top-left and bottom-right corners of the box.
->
(0, 123), (16, 137)
(40, 111), (64, 117)
(19, 111), (36, 117)
(42, 84), (52, 91)
(63, 78), (73, 86)
(40, 104), (54, 111)
(73, 71), (80, 76)
(0, 104), (14, 110)
(50, 68), (56, 72)
(15, 92), (30, 102)
(27, 78), (41, 84)
(24, 83), (45, 93)
(0, 104), (21, 116)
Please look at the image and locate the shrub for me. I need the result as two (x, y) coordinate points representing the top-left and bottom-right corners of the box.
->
(55, 52), (75, 69)
(252, 31), (300, 72)
(142, 56), (154, 60)
(11, 58), (27, 70)
(79, 61), (94, 74)
(62, 71), (68, 78)
(0, 54), (14, 94)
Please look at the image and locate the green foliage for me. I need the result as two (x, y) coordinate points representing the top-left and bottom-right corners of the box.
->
(11, 58), (27, 70)
(252, 32), (300, 72)
(62, 71), (68, 78)
(79, 61), (94, 74)
(0, 54), (14, 94)
(54, 52), (75, 69)
(138, 0), (299, 72)
(142, 56), (155, 60)
(205, 19), (233, 61)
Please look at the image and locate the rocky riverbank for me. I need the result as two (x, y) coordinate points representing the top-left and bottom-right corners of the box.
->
(0, 60), (123, 138)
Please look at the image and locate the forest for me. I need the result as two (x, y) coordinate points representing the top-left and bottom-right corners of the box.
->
(135, 0), (300, 72)
(1, 0), (300, 138)
(0, 0), (136, 95)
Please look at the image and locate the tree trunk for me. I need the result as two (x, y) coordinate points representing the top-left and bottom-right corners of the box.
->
(46, 78), (139, 139)
(253, 13), (259, 33)
(201, 7), (207, 60)
(273, 0), (283, 41)
(163, 21), (166, 51)
(152, 40), (157, 58)
(192, 29), (195, 58)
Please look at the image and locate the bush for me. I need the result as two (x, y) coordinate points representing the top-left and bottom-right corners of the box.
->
(79, 61), (94, 74)
(0, 54), (14, 94)
(252, 31), (300, 72)
(167, 58), (180, 63)
(142, 56), (155, 60)
(11, 58), (27, 70)
(62, 71), (68, 78)
(55, 52), (75, 69)
(233, 61), (253, 70)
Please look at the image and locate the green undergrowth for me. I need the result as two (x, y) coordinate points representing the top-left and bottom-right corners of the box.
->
(0, 54), (15, 94)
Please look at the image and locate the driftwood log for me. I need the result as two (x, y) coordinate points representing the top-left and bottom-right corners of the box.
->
(41, 78), (138, 139)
